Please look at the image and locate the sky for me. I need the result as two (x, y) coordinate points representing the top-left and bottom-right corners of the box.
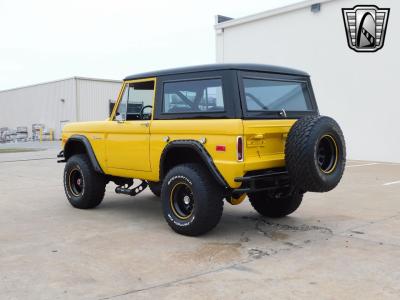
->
(0, 0), (301, 90)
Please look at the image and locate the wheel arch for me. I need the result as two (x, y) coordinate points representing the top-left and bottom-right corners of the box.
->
(159, 140), (228, 189)
(64, 135), (104, 174)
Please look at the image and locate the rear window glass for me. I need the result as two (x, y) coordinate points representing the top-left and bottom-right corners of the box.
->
(243, 78), (312, 112)
(163, 79), (224, 114)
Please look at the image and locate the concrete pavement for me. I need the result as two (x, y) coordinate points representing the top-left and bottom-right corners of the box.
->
(0, 146), (399, 299)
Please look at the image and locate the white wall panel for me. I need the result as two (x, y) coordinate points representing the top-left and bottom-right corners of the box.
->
(0, 77), (122, 139)
(0, 79), (76, 139)
(216, 0), (400, 162)
(76, 79), (121, 122)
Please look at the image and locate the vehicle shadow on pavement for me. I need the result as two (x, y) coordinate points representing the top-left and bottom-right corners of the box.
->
(96, 193), (163, 220)
(96, 191), (333, 249)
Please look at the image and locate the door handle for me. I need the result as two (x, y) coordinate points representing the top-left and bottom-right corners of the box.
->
(140, 122), (150, 127)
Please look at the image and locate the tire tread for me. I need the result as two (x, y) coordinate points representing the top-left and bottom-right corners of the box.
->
(161, 163), (224, 236)
(64, 154), (106, 209)
(285, 116), (346, 192)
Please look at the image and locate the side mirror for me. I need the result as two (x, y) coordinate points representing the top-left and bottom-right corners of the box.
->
(115, 114), (124, 123)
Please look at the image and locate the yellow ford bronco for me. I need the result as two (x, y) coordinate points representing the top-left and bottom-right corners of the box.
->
(58, 64), (346, 236)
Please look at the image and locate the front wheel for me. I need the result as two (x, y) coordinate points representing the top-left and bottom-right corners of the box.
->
(63, 154), (107, 209)
(248, 190), (303, 218)
(161, 164), (224, 236)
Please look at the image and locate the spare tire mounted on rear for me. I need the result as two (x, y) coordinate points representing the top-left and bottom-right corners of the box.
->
(285, 116), (346, 193)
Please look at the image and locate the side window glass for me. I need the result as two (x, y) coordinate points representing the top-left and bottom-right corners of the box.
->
(243, 78), (311, 112)
(115, 86), (128, 120)
(115, 81), (155, 121)
(163, 79), (224, 114)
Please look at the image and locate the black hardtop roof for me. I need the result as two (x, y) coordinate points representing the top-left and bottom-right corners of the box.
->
(124, 63), (309, 81)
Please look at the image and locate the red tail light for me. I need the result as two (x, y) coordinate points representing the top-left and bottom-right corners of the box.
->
(237, 136), (243, 161)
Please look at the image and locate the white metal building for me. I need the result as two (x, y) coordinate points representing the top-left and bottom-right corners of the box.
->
(0, 77), (121, 139)
(215, 0), (399, 162)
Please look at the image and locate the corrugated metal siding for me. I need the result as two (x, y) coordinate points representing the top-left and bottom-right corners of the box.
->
(0, 79), (76, 139)
(77, 79), (122, 121)
(0, 77), (122, 140)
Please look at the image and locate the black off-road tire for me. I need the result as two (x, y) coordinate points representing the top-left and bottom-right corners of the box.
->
(148, 181), (161, 197)
(285, 116), (346, 192)
(64, 154), (107, 209)
(248, 191), (303, 218)
(161, 163), (224, 236)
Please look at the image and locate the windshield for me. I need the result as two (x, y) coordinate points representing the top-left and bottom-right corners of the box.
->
(243, 78), (312, 112)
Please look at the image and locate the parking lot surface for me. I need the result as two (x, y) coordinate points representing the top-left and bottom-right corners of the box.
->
(1, 142), (399, 299)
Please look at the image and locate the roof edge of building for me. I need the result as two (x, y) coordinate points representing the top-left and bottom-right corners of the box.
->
(0, 76), (122, 93)
(215, 0), (336, 30)
(74, 76), (122, 84)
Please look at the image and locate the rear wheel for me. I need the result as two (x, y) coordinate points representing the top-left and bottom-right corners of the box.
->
(147, 181), (161, 197)
(64, 154), (107, 209)
(248, 190), (303, 218)
(161, 163), (224, 236)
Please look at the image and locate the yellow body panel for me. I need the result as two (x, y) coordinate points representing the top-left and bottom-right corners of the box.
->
(62, 121), (109, 172)
(105, 121), (150, 171)
(242, 119), (297, 171)
(150, 119), (244, 188)
(62, 78), (297, 189)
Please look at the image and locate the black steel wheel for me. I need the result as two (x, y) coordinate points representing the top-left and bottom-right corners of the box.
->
(248, 189), (303, 218)
(68, 168), (84, 196)
(169, 182), (194, 219)
(161, 163), (224, 236)
(64, 154), (107, 209)
(316, 135), (338, 174)
(285, 116), (346, 192)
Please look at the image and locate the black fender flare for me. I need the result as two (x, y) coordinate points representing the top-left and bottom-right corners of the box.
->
(160, 140), (229, 188)
(63, 135), (104, 174)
